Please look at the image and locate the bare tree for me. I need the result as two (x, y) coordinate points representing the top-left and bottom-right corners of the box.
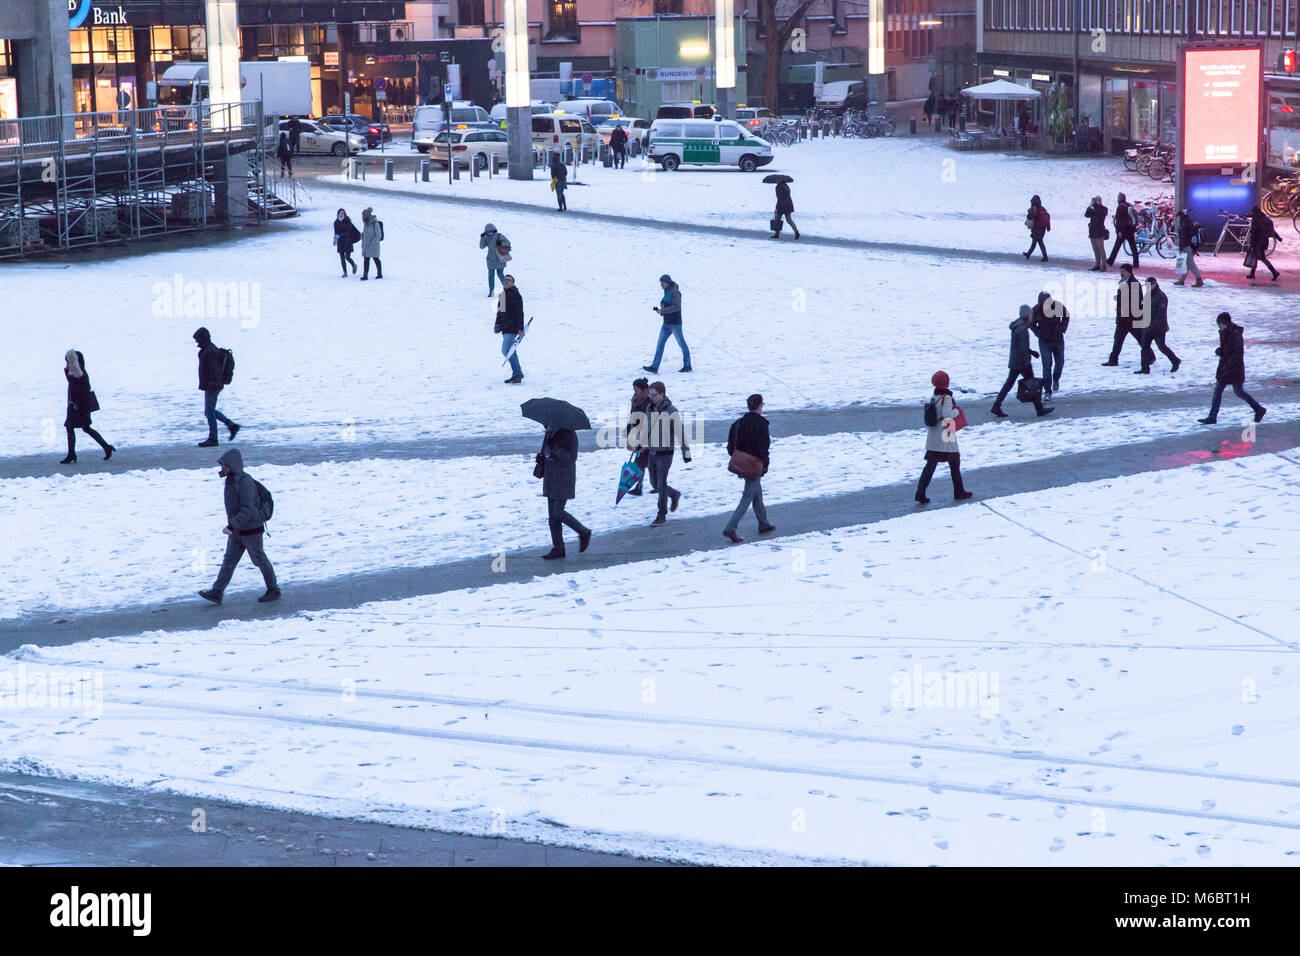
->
(756, 0), (817, 110)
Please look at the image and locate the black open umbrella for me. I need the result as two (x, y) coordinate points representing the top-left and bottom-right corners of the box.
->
(521, 397), (592, 432)
(762, 174), (794, 184)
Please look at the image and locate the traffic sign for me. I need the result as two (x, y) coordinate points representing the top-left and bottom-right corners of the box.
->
(581, 71), (593, 85)
(444, 83), (454, 100)
(374, 76), (386, 91)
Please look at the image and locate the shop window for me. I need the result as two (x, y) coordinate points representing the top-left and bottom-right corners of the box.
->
(71, 29), (91, 65)
(1079, 75), (1102, 127)
(832, 0), (848, 34)
(1159, 81), (1176, 143)
(1130, 79), (1157, 140)
(1268, 87), (1300, 169)
(545, 0), (580, 41)
(1104, 76), (1128, 141)
(459, 0), (485, 26)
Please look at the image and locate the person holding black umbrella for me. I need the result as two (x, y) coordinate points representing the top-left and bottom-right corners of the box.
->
(524, 398), (593, 559)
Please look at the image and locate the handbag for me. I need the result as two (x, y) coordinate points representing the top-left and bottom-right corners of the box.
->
(87, 390), (100, 413)
(1244, 251), (1257, 268)
(1103, 228), (1111, 240)
(1174, 252), (1188, 276)
(1016, 377), (1043, 404)
(727, 449), (764, 481)
(950, 405), (968, 431)
(770, 217), (782, 234)
(533, 453), (545, 480)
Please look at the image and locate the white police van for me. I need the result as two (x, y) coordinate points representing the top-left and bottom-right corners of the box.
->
(647, 118), (774, 171)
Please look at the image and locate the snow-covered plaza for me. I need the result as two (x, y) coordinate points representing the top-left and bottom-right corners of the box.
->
(4, 135), (1299, 866)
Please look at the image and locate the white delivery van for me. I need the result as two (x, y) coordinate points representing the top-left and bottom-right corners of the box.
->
(647, 118), (773, 171)
(412, 102), (494, 152)
(155, 61), (311, 116)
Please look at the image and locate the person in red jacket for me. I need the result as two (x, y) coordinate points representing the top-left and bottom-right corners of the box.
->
(1023, 194), (1049, 262)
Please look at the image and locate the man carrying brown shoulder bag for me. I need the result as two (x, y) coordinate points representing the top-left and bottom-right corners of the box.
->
(723, 394), (775, 543)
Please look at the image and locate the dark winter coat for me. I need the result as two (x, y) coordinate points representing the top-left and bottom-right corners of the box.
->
(498, 286), (524, 334)
(626, 395), (652, 448)
(1147, 287), (1169, 335)
(195, 329), (226, 392)
(64, 364), (94, 429)
(1084, 202), (1108, 239)
(1008, 315), (1034, 370)
(1027, 200), (1047, 239)
(727, 411), (770, 475)
(775, 181), (794, 215)
(1030, 295), (1070, 343)
(1215, 321), (1246, 385)
(610, 126), (628, 152)
(540, 427), (578, 501)
(276, 140), (292, 165)
(658, 281), (682, 325)
(549, 156), (567, 190)
(219, 448), (264, 533)
(1248, 211), (1278, 257)
(1115, 277), (1143, 328)
(1177, 213), (1200, 250)
(1113, 200), (1136, 235)
(334, 215), (360, 254)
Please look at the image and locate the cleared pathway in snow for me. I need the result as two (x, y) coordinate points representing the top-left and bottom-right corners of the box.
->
(0, 772), (675, 866)
(8, 419), (1297, 651)
(4, 385), (1295, 481)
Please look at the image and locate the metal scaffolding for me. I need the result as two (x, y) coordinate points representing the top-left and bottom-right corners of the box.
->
(0, 101), (292, 260)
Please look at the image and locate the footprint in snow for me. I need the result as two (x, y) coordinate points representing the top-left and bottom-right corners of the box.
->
(909, 756), (922, 769)
(933, 838), (948, 850)
(1049, 837), (1066, 852)
(1231, 725), (1245, 735)
(1196, 844), (1211, 858)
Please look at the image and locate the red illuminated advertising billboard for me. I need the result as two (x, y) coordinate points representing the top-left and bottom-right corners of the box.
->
(1182, 48), (1261, 165)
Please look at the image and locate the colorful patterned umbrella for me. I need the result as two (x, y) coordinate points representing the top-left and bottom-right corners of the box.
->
(615, 452), (645, 505)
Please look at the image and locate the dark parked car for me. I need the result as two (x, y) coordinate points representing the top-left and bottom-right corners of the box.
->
(318, 113), (392, 148)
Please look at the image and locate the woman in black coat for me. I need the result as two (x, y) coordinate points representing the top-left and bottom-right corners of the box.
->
(1245, 205), (1280, 280)
(549, 153), (567, 211)
(333, 208), (360, 277)
(1023, 194), (1048, 262)
(771, 181), (799, 240)
(61, 349), (114, 464)
(537, 426), (590, 559)
(1199, 312), (1266, 424)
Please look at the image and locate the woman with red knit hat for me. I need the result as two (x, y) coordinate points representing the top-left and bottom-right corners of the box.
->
(916, 370), (973, 504)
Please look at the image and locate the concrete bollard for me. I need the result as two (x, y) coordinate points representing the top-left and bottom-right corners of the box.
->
(563, 144), (573, 165)
(385, 158), (394, 180)
(910, 116), (917, 135)
(451, 157), (460, 180)
(491, 153), (501, 176)
(420, 159), (429, 182)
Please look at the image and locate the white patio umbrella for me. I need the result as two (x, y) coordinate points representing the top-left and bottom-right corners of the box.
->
(961, 79), (1042, 132)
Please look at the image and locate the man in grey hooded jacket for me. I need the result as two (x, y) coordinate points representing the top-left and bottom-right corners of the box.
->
(199, 448), (280, 604)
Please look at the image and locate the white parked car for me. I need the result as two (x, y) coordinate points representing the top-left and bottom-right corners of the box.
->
(556, 98), (621, 124)
(596, 116), (651, 148)
(648, 118), (773, 171)
(530, 113), (600, 154)
(412, 102), (495, 152)
(489, 101), (556, 126)
(429, 127), (509, 170)
(279, 119), (363, 155)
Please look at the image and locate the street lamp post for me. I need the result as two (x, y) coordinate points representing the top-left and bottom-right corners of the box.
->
(504, 0), (533, 180)
(715, 0), (736, 119)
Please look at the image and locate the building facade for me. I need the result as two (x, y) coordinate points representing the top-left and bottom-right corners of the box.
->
(980, 0), (1300, 167)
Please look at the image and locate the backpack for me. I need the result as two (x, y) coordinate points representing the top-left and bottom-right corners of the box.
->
(378, 220), (385, 241)
(218, 347), (235, 385)
(249, 477), (274, 522)
(924, 397), (940, 427)
(1037, 207), (1051, 232)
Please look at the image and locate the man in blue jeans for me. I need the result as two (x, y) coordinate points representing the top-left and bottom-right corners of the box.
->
(1028, 290), (1069, 399)
(643, 274), (692, 373)
(496, 275), (525, 384)
(194, 327), (240, 447)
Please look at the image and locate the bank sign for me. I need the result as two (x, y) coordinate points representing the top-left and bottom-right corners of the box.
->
(69, 1), (129, 28)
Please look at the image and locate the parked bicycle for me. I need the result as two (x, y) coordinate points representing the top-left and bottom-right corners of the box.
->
(1213, 209), (1278, 257)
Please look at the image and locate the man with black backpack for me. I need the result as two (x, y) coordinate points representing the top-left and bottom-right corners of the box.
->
(199, 448), (279, 605)
(1107, 191), (1139, 268)
(194, 326), (240, 448)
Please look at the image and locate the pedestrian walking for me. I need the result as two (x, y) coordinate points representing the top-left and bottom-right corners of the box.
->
(197, 449), (280, 605)
(1023, 194), (1050, 262)
(276, 133), (293, 177)
(1199, 312), (1267, 425)
(495, 274), (525, 383)
(193, 326), (239, 448)
(1102, 263), (1145, 367)
(610, 124), (628, 168)
(479, 223), (511, 296)
(1029, 290), (1069, 399)
(288, 116), (303, 156)
(923, 93), (936, 127)
(1245, 205), (1281, 281)
(1137, 276), (1180, 374)
(1107, 192), (1139, 268)
(360, 207), (383, 280)
(643, 274), (692, 373)
(625, 377), (652, 496)
(536, 427), (591, 560)
(644, 381), (692, 526)
(1174, 209), (1204, 287)
(991, 305), (1054, 418)
(722, 394), (775, 542)
(333, 208), (360, 277)
(1085, 195), (1109, 271)
(916, 371), (973, 504)
(59, 349), (114, 464)
(771, 180), (799, 240)
(549, 152), (567, 211)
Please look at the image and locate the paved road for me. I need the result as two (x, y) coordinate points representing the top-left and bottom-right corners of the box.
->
(0, 773), (674, 866)
(9, 418), (1298, 651)
(6, 386), (1294, 481)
